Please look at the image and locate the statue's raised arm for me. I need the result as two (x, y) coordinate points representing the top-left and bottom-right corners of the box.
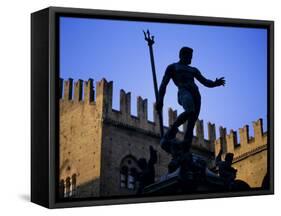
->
(194, 68), (226, 88)
(157, 65), (173, 112)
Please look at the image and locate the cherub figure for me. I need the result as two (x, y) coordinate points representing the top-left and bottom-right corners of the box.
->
(216, 149), (237, 185)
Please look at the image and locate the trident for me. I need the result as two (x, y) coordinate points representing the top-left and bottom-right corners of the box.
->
(143, 30), (164, 137)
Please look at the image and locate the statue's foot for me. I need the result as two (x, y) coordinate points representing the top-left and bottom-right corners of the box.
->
(160, 127), (179, 153)
(170, 140), (184, 157)
(160, 137), (182, 155)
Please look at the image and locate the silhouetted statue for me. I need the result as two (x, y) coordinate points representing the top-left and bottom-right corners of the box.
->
(157, 47), (225, 171)
(137, 146), (158, 194)
(216, 149), (237, 186)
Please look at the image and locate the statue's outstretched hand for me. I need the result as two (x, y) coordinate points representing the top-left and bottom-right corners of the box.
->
(215, 77), (226, 87)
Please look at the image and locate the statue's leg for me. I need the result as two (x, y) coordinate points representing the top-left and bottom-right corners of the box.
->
(167, 91), (201, 173)
(172, 111), (193, 130)
(183, 115), (197, 152)
(183, 92), (201, 152)
(166, 111), (194, 173)
(164, 89), (194, 140)
(165, 111), (193, 139)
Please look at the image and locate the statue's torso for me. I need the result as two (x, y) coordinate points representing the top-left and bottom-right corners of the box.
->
(170, 63), (199, 94)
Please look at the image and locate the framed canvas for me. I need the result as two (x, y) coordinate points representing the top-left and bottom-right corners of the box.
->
(31, 6), (274, 208)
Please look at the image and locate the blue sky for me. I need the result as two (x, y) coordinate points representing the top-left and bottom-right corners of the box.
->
(59, 17), (267, 138)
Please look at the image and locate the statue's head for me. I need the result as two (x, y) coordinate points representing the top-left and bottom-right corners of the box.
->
(225, 153), (234, 165)
(179, 47), (193, 64)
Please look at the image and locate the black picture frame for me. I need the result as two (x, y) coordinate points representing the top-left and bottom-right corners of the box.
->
(31, 6), (274, 208)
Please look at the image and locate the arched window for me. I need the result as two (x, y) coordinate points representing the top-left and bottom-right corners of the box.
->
(120, 166), (128, 188)
(61, 174), (78, 198)
(60, 160), (78, 198)
(120, 155), (139, 190)
(128, 168), (137, 190)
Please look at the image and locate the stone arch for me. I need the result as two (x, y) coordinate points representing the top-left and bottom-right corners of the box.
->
(60, 159), (79, 198)
(119, 155), (140, 190)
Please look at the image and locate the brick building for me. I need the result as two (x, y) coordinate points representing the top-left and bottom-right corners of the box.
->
(59, 78), (267, 198)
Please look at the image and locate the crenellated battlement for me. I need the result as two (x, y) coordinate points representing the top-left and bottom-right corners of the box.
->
(215, 118), (267, 161)
(60, 77), (267, 157)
